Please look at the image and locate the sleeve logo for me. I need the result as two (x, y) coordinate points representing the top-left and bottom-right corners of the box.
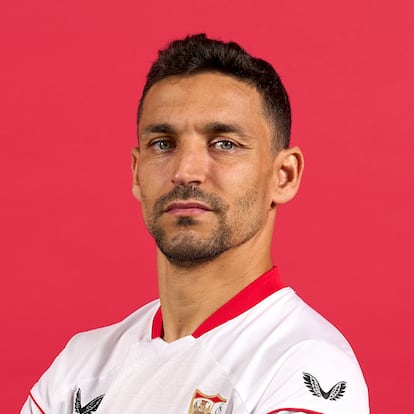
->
(303, 372), (347, 401)
(74, 388), (105, 413)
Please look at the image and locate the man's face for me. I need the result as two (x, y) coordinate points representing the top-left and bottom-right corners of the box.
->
(134, 72), (278, 267)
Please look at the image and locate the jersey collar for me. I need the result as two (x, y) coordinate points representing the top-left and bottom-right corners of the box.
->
(151, 266), (285, 339)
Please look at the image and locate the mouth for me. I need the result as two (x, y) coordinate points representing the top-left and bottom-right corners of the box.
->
(164, 201), (212, 216)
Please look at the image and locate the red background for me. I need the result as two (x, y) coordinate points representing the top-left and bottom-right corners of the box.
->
(2, 0), (413, 412)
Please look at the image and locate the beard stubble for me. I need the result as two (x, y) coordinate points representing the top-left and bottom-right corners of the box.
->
(143, 184), (263, 268)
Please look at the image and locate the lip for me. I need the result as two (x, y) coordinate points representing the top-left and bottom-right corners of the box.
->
(165, 201), (212, 216)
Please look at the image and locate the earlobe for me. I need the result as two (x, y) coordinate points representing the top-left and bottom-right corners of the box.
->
(271, 146), (304, 205)
(131, 147), (142, 201)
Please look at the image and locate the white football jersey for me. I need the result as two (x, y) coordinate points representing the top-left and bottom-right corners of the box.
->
(21, 268), (369, 413)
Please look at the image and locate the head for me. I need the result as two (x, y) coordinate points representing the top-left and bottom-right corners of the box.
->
(133, 35), (303, 268)
(137, 33), (291, 153)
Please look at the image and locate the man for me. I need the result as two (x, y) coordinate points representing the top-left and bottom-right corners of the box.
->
(22, 34), (369, 413)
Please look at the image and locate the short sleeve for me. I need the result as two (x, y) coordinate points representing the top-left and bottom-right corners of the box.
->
(21, 337), (79, 414)
(254, 340), (369, 414)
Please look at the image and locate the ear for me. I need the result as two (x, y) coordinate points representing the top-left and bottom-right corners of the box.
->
(271, 146), (304, 206)
(131, 147), (141, 201)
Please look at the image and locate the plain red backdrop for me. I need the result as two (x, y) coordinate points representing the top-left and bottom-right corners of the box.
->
(1, 0), (413, 412)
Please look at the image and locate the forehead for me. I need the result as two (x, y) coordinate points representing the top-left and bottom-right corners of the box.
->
(139, 72), (271, 134)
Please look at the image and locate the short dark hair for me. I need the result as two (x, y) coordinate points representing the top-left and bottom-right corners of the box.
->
(138, 33), (291, 150)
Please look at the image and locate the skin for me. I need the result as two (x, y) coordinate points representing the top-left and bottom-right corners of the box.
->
(132, 72), (304, 342)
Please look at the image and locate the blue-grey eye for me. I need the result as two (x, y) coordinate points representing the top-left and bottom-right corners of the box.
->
(215, 140), (234, 151)
(154, 140), (173, 150)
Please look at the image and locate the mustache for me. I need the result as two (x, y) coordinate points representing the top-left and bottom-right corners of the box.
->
(153, 185), (225, 217)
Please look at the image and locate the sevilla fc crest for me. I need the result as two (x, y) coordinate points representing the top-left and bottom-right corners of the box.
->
(188, 389), (227, 414)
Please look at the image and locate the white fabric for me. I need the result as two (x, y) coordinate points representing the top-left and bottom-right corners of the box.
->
(21, 287), (369, 413)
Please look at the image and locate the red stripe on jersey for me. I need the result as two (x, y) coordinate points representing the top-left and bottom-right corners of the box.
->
(267, 409), (323, 414)
(29, 392), (46, 414)
(151, 266), (285, 339)
(152, 306), (163, 339)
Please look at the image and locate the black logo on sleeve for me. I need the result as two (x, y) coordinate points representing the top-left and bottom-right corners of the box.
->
(303, 372), (346, 401)
(74, 388), (105, 413)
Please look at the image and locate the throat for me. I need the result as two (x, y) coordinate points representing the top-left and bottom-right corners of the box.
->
(160, 292), (214, 342)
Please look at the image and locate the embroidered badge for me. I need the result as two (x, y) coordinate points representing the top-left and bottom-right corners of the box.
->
(74, 388), (105, 413)
(188, 389), (227, 414)
(303, 372), (346, 401)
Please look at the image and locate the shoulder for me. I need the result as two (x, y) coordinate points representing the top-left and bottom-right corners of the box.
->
(62, 299), (159, 367)
(252, 287), (357, 353)
(255, 289), (370, 413)
(203, 288), (369, 413)
(255, 338), (369, 413)
(205, 287), (355, 358)
(245, 288), (366, 384)
(29, 299), (160, 412)
(259, 290), (369, 411)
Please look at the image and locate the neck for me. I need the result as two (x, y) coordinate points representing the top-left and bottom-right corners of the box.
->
(157, 234), (273, 343)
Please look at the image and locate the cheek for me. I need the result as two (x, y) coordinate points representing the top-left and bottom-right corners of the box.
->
(235, 170), (274, 211)
(138, 165), (164, 200)
(136, 175), (156, 218)
(139, 156), (174, 184)
(226, 162), (272, 192)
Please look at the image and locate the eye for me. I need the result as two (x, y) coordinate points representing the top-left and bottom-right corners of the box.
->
(151, 139), (174, 151)
(213, 140), (236, 151)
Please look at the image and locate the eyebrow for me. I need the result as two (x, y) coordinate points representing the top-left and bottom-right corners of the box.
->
(141, 121), (247, 138)
(201, 122), (247, 137)
(141, 123), (176, 137)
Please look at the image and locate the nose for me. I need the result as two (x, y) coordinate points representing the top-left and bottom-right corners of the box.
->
(171, 139), (209, 187)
